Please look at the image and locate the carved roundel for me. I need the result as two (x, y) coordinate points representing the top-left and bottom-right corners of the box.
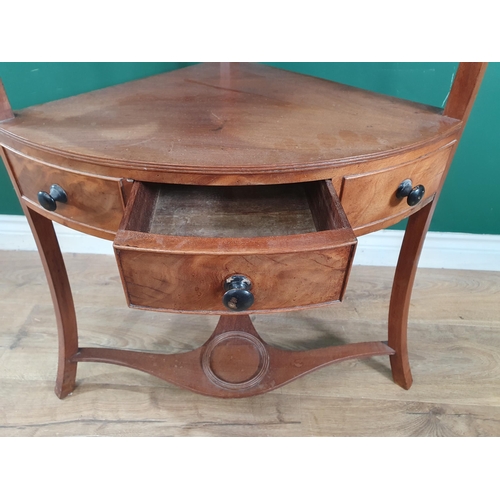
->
(202, 331), (270, 391)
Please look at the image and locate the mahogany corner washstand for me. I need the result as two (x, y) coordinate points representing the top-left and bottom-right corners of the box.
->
(0, 63), (486, 398)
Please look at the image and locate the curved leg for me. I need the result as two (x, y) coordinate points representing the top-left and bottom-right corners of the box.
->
(389, 200), (435, 389)
(24, 207), (78, 398)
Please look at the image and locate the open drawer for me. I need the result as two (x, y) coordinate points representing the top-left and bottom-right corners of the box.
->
(113, 180), (357, 314)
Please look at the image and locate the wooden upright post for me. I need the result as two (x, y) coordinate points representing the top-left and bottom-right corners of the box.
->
(0, 79), (15, 122)
(388, 62), (488, 389)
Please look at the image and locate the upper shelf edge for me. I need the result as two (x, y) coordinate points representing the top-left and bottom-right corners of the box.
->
(0, 63), (462, 173)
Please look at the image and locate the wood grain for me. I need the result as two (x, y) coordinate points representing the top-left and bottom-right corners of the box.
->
(0, 78), (14, 122)
(388, 200), (434, 389)
(444, 63), (488, 122)
(0, 63), (487, 413)
(0, 132), (461, 188)
(115, 246), (354, 313)
(21, 209), (79, 399)
(4, 148), (125, 235)
(70, 315), (394, 398)
(114, 180), (356, 313)
(340, 144), (453, 233)
(0, 63), (461, 174)
(1, 251), (499, 436)
(149, 183), (318, 238)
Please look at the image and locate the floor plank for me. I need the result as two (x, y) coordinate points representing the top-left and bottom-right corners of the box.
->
(0, 250), (499, 436)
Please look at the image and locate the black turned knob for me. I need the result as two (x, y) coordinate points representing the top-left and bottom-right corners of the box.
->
(223, 275), (254, 312)
(396, 179), (413, 199)
(396, 179), (425, 207)
(407, 185), (425, 206)
(37, 184), (67, 212)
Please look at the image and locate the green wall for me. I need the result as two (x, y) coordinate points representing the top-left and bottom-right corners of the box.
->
(1, 62), (498, 235)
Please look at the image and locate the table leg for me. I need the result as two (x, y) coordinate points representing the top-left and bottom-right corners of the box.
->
(388, 199), (435, 389)
(24, 206), (78, 398)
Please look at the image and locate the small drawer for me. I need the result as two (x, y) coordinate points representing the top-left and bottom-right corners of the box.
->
(4, 149), (125, 234)
(114, 180), (357, 314)
(340, 145), (453, 234)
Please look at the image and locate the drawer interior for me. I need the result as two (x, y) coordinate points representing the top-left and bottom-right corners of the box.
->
(124, 181), (349, 238)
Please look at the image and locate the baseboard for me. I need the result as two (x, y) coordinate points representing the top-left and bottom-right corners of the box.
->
(1, 214), (499, 271)
(353, 229), (500, 271)
(0, 215), (113, 255)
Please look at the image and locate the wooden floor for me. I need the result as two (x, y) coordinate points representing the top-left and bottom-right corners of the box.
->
(0, 250), (499, 436)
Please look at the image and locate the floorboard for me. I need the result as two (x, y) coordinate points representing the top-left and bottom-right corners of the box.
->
(0, 250), (499, 436)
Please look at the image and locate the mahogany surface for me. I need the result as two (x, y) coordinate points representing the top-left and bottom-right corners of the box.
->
(4, 148), (126, 235)
(0, 63), (461, 175)
(0, 63), (487, 399)
(72, 315), (395, 398)
(114, 180), (356, 314)
(340, 144), (453, 233)
(0, 79), (14, 121)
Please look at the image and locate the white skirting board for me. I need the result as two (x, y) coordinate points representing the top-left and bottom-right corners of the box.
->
(0, 214), (499, 271)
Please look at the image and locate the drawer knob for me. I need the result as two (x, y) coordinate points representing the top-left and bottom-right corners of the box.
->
(37, 184), (68, 212)
(396, 179), (425, 207)
(396, 179), (413, 199)
(223, 275), (254, 312)
(407, 185), (425, 206)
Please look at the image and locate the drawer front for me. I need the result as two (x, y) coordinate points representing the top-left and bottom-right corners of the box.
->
(340, 146), (453, 233)
(115, 244), (355, 314)
(114, 180), (357, 314)
(4, 149), (125, 233)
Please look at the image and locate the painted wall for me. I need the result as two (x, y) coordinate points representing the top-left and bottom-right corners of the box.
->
(1, 62), (498, 235)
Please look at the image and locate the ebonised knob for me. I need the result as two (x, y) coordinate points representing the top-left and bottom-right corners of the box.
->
(396, 179), (425, 207)
(223, 275), (254, 312)
(407, 185), (425, 206)
(37, 184), (68, 212)
(396, 179), (413, 199)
